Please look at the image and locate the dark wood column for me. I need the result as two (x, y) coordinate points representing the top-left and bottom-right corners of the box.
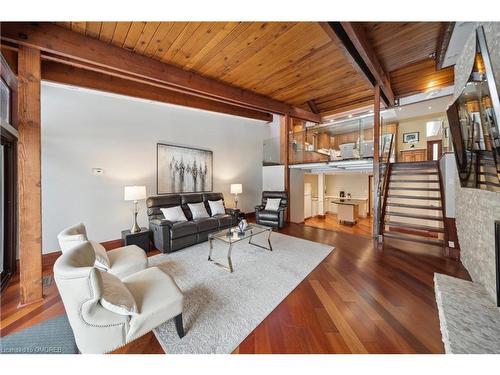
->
(280, 114), (291, 222)
(372, 84), (381, 239)
(17, 46), (43, 305)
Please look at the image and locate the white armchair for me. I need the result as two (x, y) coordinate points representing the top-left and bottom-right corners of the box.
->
(54, 241), (184, 354)
(57, 223), (147, 279)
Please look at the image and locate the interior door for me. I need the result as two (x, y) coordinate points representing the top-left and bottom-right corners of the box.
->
(427, 140), (443, 161)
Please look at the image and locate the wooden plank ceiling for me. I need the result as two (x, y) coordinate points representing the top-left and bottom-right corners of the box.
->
(362, 22), (455, 98)
(53, 22), (374, 116)
(51, 22), (453, 116)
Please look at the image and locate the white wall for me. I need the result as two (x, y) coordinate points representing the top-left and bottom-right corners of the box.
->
(41, 83), (267, 253)
(289, 169), (304, 223)
(262, 165), (284, 191)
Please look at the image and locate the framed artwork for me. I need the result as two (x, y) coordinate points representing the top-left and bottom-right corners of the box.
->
(157, 143), (213, 194)
(403, 132), (419, 143)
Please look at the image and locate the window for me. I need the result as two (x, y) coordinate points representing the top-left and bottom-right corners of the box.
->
(426, 120), (442, 137)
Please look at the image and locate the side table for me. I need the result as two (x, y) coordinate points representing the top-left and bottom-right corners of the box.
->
(121, 227), (152, 252)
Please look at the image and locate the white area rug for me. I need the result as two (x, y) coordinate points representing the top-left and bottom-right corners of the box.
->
(149, 231), (333, 354)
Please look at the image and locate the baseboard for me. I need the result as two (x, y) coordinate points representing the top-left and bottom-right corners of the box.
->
(17, 238), (125, 271)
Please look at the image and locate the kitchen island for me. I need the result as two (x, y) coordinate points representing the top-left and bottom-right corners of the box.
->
(332, 199), (365, 225)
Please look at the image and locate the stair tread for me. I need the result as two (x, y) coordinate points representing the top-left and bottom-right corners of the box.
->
(389, 179), (440, 183)
(383, 232), (445, 246)
(386, 203), (442, 210)
(391, 171), (438, 175)
(388, 187), (441, 191)
(384, 221), (445, 233)
(385, 211), (443, 221)
(388, 194), (441, 200)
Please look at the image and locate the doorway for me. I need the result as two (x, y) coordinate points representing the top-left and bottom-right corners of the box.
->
(427, 140), (442, 161)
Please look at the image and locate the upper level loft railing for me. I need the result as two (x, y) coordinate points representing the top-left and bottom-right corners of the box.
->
(288, 116), (375, 165)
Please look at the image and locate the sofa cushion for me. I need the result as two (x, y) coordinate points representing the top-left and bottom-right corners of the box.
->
(170, 221), (198, 239)
(160, 206), (187, 222)
(107, 245), (148, 280)
(181, 194), (203, 220)
(256, 209), (280, 221)
(208, 199), (225, 216)
(192, 217), (219, 232)
(188, 202), (210, 219)
(124, 267), (183, 341)
(212, 214), (233, 228)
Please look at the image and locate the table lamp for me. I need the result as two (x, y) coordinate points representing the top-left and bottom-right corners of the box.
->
(124, 185), (146, 233)
(230, 183), (242, 208)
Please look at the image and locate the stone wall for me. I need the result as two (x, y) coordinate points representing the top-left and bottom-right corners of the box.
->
(453, 23), (500, 302)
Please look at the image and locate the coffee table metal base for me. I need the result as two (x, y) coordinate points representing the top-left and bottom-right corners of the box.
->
(208, 228), (272, 273)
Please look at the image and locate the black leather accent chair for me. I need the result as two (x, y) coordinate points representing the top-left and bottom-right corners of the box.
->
(255, 191), (288, 229)
(147, 193), (239, 253)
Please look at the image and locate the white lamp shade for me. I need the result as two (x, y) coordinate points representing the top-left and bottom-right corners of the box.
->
(124, 185), (146, 201)
(230, 184), (242, 194)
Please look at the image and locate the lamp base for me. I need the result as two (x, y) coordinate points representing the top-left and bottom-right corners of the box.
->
(131, 204), (141, 233)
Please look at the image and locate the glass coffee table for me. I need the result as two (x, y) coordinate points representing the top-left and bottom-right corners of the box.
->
(208, 223), (273, 272)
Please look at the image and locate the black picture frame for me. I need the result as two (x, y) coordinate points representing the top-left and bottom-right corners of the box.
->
(156, 143), (213, 195)
(402, 132), (419, 143)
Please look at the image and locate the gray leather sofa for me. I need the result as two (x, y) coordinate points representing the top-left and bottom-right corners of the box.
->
(147, 193), (239, 253)
(255, 191), (288, 229)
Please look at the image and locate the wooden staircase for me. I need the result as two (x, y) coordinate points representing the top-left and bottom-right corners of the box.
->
(381, 161), (446, 248)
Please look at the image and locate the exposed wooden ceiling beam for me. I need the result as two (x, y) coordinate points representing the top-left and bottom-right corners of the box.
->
(307, 100), (320, 114)
(1, 22), (320, 123)
(320, 22), (394, 107)
(41, 61), (273, 122)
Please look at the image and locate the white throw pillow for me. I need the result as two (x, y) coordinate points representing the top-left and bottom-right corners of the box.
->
(265, 198), (281, 211)
(90, 240), (111, 270)
(160, 206), (187, 222)
(188, 202), (210, 219)
(99, 270), (138, 316)
(208, 199), (225, 216)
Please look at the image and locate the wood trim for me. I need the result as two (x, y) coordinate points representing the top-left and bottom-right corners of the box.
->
(321, 22), (393, 107)
(307, 100), (319, 114)
(443, 217), (460, 260)
(41, 61), (273, 122)
(339, 22), (394, 106)
(373, 84), (381, 238)
(282, 115), (291, 222)
(17, 46), (43, 305)
(1, 22), (320, 123)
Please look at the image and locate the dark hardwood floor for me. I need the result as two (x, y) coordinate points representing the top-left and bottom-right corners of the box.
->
(0, 223), (470, 354)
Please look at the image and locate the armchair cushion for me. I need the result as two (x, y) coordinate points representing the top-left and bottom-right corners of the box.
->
(124, 267), (183, 341)
(264, 198), (281, 211)
(90, 240), (111, 270)
(256, 209), (281, 221)
(57, 223), (88, 253)
(99, 270), (138, 316)
(107, 245), (148, 280)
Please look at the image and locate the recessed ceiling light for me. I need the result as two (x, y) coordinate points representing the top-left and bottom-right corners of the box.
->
(348, 114), (353, 118)
(428, 106), (432, 110)
(398, 107), (402, 111)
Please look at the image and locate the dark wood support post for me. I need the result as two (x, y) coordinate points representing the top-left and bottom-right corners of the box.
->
(280, 114), (291, 222)
(372, 84), (381, 240)
(18, 46), (43, 305)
